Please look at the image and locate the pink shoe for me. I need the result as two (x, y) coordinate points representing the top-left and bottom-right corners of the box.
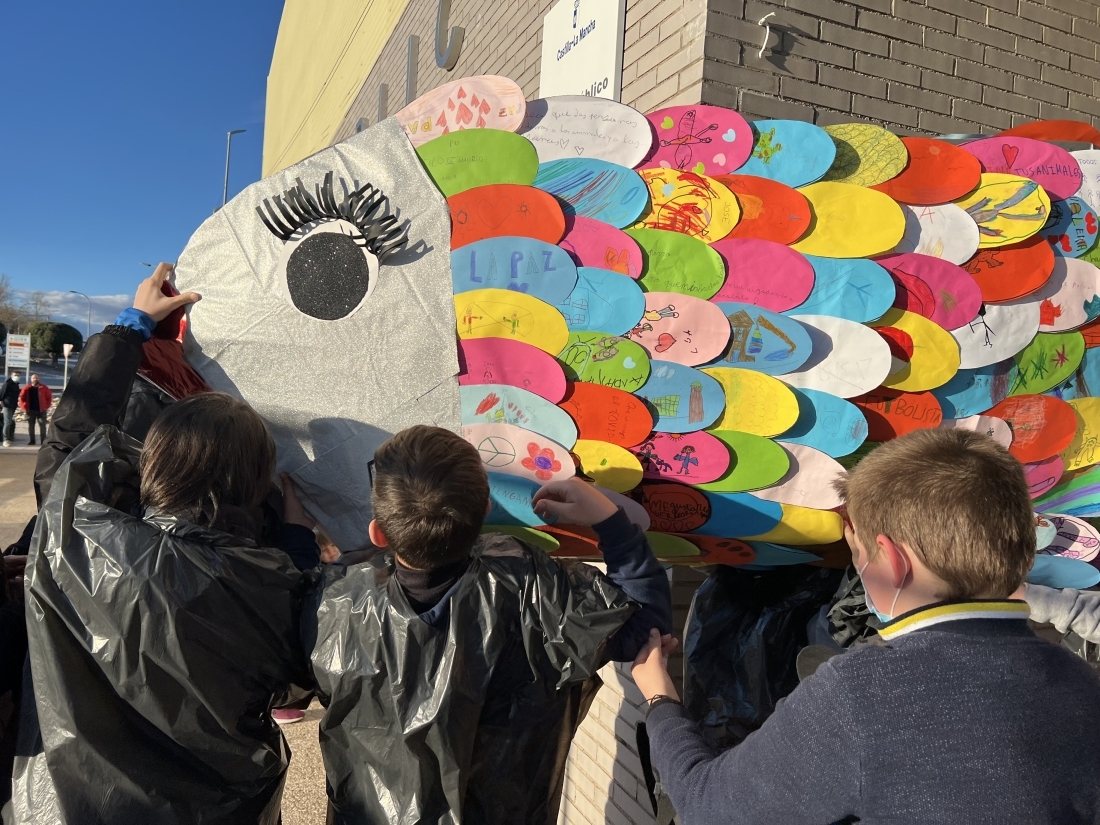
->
(272, 708), (305, 725)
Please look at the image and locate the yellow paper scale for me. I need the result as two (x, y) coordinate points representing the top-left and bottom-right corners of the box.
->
(454, 288), (569, 355)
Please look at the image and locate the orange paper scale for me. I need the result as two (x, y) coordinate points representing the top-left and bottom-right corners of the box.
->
(870, 137), (982, 205)
(449, 184), (565, 248)
(1078, 317), (1100, 349)
(986, 394), (1078, 464)
(670, 534), (756, 565)
(961, 235), (1056, 304)
(852, 389), (944, 441)
(632, 481), (712, 533)
(558, 382), (655, 448)
(713, 174), (812, 245)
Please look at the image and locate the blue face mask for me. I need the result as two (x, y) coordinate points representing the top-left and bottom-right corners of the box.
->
(858, 553), (909, 623)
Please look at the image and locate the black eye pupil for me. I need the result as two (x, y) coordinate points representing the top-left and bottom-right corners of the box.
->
(286, 232), (371, 320)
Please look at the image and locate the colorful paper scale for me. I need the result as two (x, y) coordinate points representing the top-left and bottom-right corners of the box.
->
(394, 82), (1096, 565)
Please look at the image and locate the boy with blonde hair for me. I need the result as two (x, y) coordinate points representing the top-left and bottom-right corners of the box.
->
(633, 428), (1100, 824)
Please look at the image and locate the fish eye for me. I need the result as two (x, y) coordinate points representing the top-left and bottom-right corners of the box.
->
(277, 220), (378, 320)
(256, 171), (409, 321)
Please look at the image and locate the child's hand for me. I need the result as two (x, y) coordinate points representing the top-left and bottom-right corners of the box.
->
(133, 263), (201, 322)
(531, 477), (619, 526)
(281, 473), (317, 529)
(631, 628), (681, 704)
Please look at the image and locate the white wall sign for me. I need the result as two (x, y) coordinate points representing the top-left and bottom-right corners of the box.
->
(539, 0), (627, 101)
(4, 335), (30, 375)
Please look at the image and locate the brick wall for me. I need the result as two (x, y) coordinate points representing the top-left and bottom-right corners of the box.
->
(704, 0), (1100, 133)
(333, 0), (706, 142)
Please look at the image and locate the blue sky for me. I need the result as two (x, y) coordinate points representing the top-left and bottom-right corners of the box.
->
(0, 1), (283, 332)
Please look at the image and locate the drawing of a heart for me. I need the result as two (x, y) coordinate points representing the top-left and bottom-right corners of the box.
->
(661, 183), (676, 197)
(574, 146), (585, 155)
(713, 153), (726, 166)
(1002, 144), (1020, 168)
(692, 162), (706, 174)
(722, 128), (737, 142)
(655, 333), (677, 353)
(477, 197), (513, 229)
(1088, 213), (1097, 233)
(457, 87), (467, 99)
(661, 116), (675, 129)
(476, 114), (487, 128)
(622, 357), (636, 368)
(480, 99), (491, 114)
(447, 99), (456, 111)
(456, 103), (474, 125)
(471, 93), (480, 107)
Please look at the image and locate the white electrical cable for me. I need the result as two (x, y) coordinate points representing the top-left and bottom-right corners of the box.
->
(757, 12), (776, 58)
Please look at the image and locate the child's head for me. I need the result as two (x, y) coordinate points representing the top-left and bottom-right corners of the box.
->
(370, 425), (489, 570)
(140, 392), (276, 529)
(836, 428), (1035, 602)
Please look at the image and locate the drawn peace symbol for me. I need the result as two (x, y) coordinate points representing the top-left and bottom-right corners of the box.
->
(478, 436), (517, 467)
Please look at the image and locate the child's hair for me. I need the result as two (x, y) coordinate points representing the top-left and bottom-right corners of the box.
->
(834, 428), (1035, 600)
(371, 425), (489, 569)
(140, 393), (276, 530)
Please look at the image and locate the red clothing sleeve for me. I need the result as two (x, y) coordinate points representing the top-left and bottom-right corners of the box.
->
(18, 386), (29, 411)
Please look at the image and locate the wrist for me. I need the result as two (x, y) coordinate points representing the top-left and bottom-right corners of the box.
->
(114, 307), (157, 341)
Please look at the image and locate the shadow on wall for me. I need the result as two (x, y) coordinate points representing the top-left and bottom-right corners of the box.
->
(556, 567), (708, 825)
(556, 662), (661, 825)
(758, 21), (812, 75)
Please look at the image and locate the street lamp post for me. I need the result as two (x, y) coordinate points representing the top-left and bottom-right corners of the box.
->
(223, 129), (247, 207)
(69, 290), (91, 341)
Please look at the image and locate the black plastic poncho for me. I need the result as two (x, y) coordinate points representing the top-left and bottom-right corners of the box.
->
(307, 533), (637, 825)
(11, 426), (311, 825)
(682, 565), (844, 751)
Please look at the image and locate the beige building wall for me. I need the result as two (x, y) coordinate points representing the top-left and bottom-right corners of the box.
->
(332, 0), (708, 142)
(263, 0), (412, 175)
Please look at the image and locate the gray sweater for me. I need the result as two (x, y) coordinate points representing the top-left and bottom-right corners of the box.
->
(648, 601), (1100, 824)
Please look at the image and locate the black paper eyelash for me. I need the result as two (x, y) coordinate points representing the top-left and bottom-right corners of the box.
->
(256, 171), (409, 261)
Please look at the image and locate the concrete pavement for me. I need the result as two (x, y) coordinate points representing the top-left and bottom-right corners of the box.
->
(0, 448), (37, 549)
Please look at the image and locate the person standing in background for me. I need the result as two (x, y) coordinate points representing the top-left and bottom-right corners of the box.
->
(0, 373), (19, 448)
(18, 374), (52, 446)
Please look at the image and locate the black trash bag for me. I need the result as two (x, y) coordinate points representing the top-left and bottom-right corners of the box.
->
(827, 567), (882, 648)
(11, 426), (312, 825)
(306, 533), (637, 825)
(683, 565), (844, 751)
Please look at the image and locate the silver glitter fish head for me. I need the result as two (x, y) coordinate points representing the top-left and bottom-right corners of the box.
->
(175, 119), (461, 551)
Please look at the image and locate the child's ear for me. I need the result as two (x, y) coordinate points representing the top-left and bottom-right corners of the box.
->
(876, 535), (911, 587)
(368, 519), (389, 548)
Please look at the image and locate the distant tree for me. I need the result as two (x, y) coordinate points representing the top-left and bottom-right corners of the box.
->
(29, 321), (83, 366)
(23, 291), (51, 323)
(0, 275), (32, 334)
(0, 321), (6, 352)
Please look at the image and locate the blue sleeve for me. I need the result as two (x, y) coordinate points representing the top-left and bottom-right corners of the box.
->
(113, 308), (157, 341)
(279, 523), (321, 571)
(646, 661), (861, 824)
(593, 508), (673, 662)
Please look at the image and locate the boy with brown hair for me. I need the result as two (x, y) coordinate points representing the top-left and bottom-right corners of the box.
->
(306, 424), (672, 824)
(633, 428), (1100, 824)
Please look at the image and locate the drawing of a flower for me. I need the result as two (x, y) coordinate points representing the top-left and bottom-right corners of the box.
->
(475, 392), (500, 415)
(522, 443), (562, 481)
